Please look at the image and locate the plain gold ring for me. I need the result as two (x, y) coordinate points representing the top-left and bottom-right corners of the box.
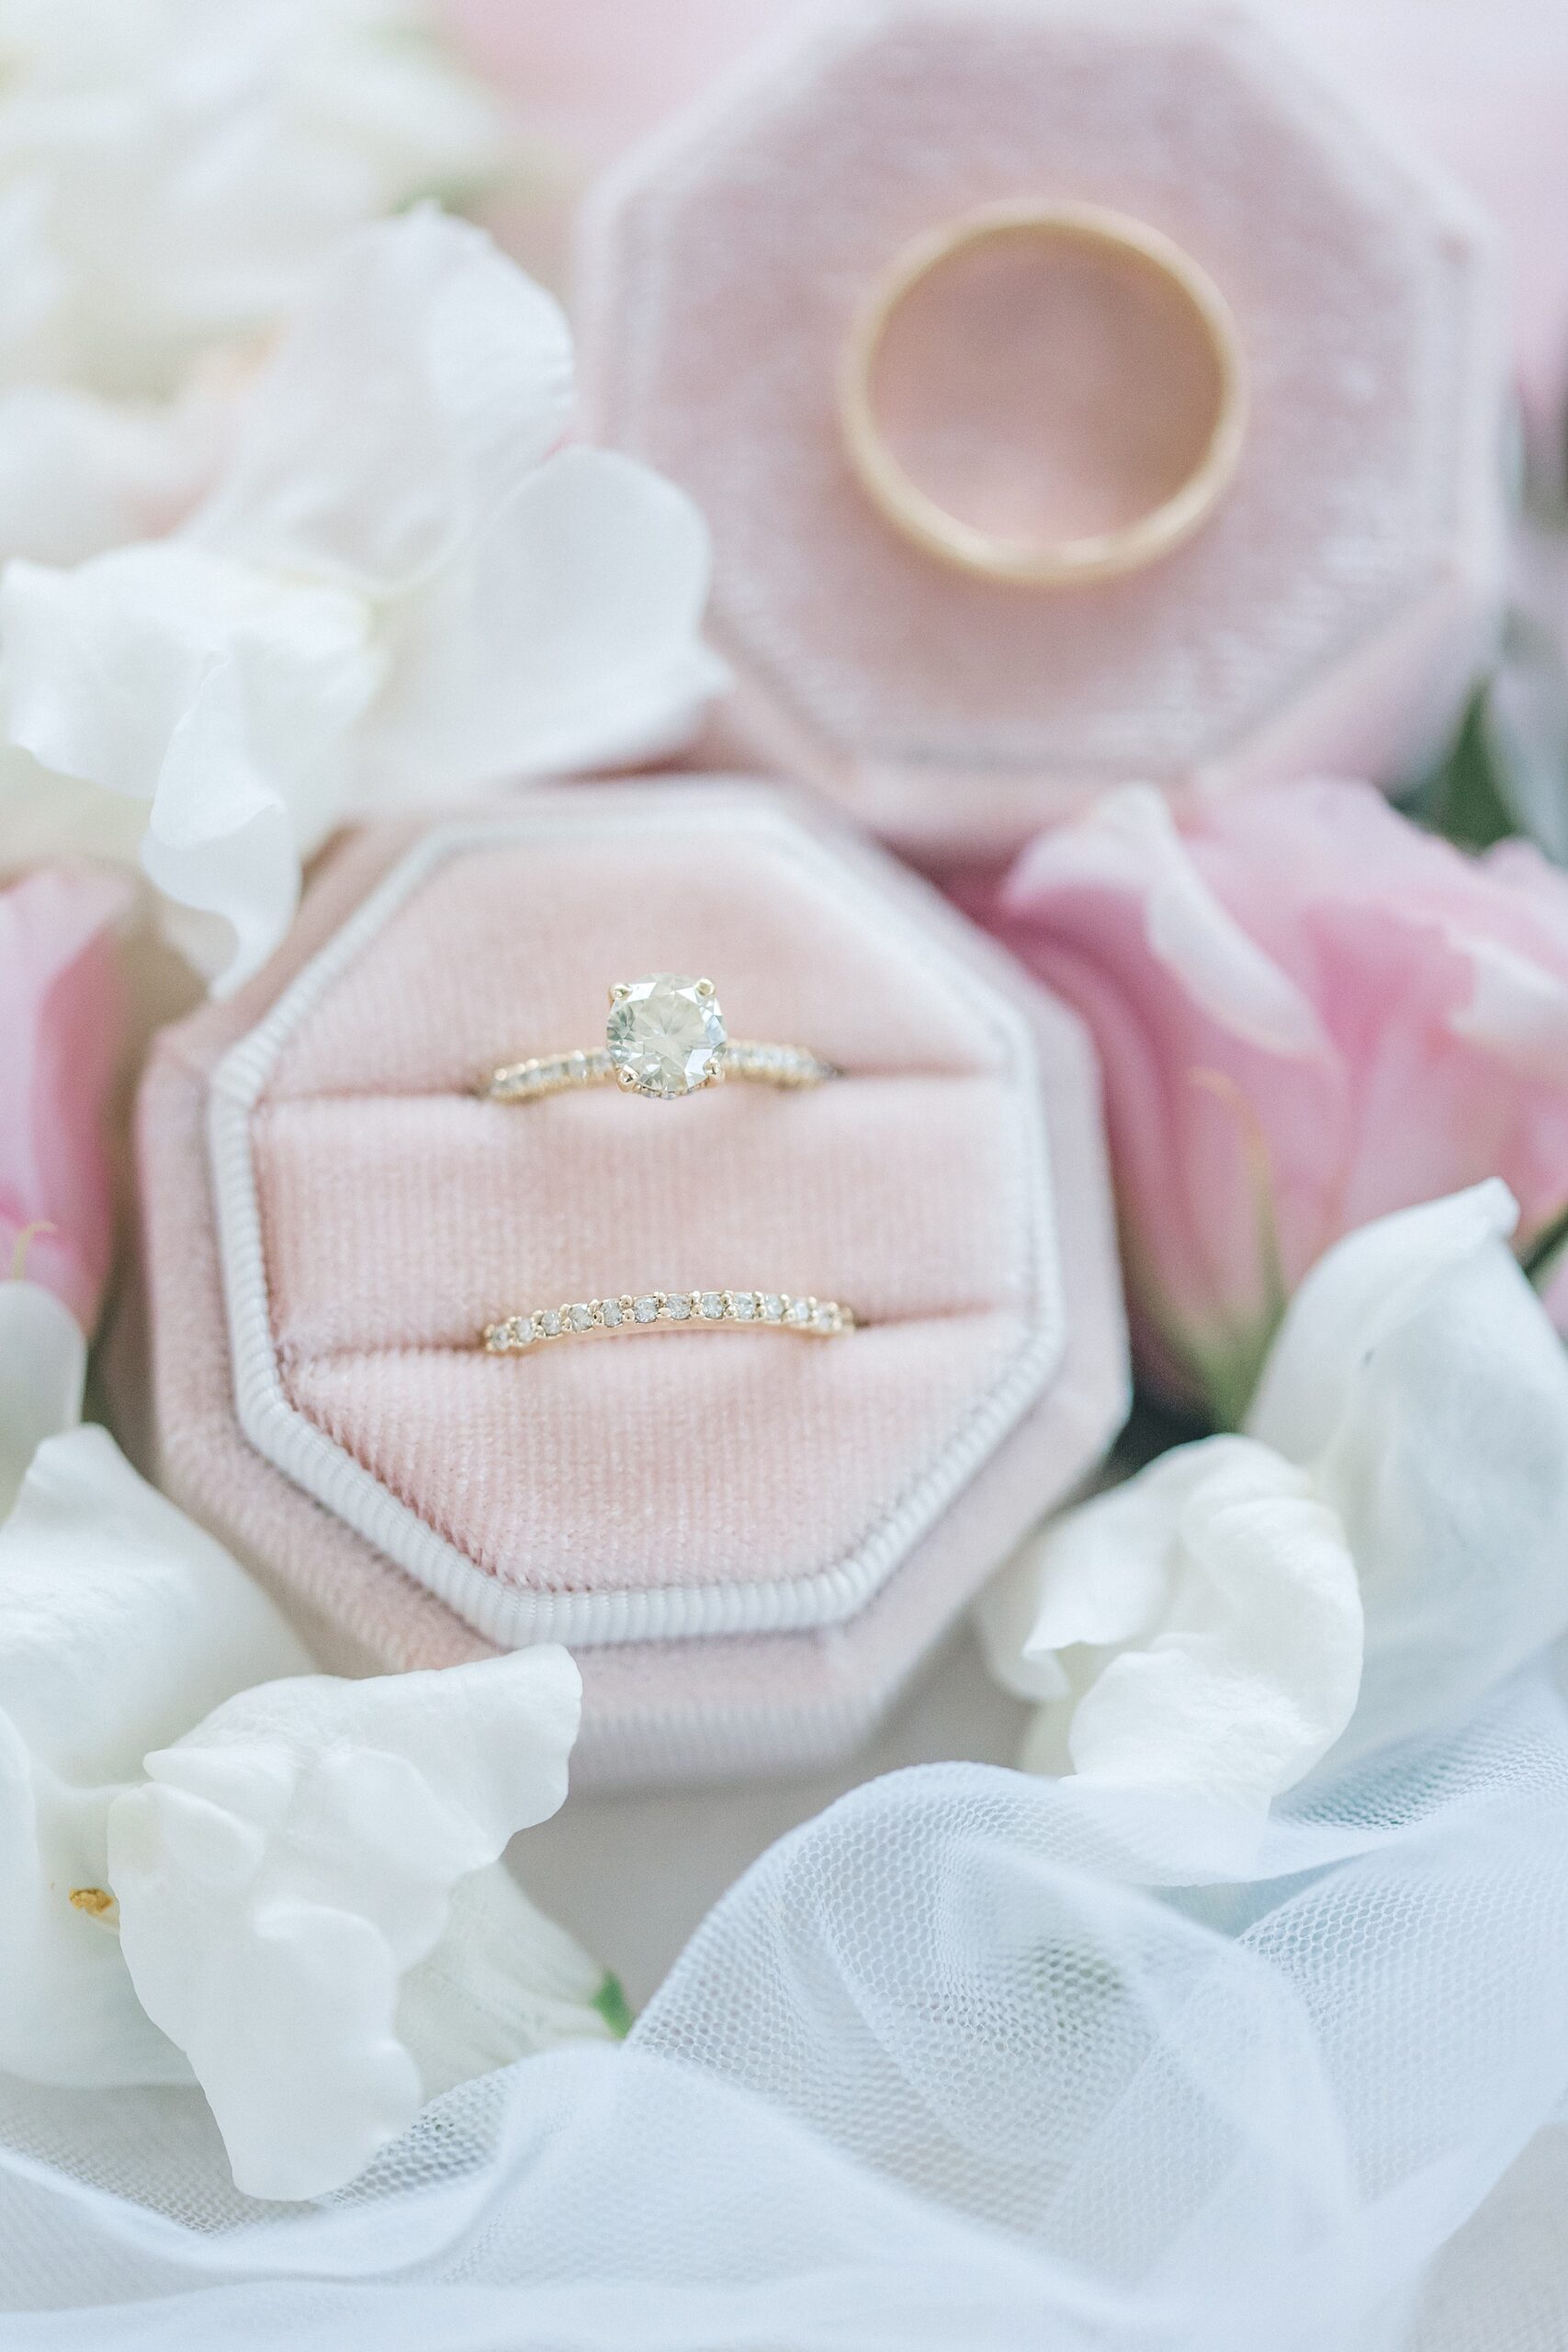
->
(838, 199), (1248, 588)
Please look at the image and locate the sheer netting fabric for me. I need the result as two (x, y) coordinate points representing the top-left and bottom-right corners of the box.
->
(6, 1661), (1568, 2349)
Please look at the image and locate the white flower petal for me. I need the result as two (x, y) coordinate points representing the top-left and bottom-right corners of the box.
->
(0, 540), (386, 989)
(1062, 1442), (1361, 1808)
(0, 1279), (84, 1517)
(358, 444), (728, 797)
(976, 1453), (1202, 1703)
(1246, 1181), (1520, 1466)
(108, 1645), (586, 2199)
(0, 741), (151, 872)
(396, 1864), (622, 2103)
(0, 1423), (312, 2086)
(982, 1436), (1362, 1810)
(1254, 1183), (1568, 1765)
(0, 380), (226, 566)
(0, 2), (508, 400)
(188, 208), (574, 597)
(140, 787), (304, 997)
(0, 218), (720, 990)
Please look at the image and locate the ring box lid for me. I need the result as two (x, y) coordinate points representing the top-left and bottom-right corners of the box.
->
(576, 0), (1506, 854)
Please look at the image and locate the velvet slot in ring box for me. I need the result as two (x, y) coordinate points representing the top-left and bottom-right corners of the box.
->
(133, 786), (1128, 1787)
(576, 0), (1507, 854)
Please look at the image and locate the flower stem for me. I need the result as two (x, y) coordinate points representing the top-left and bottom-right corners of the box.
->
(1520, 1199), (1568, 1291)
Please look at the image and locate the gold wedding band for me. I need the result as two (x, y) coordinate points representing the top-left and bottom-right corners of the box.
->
(485, 973), (838, 1104)
(483, 1290), (855, 1351)
(839, 199), (1247, 587)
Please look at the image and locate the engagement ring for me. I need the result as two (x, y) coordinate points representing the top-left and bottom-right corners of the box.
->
(484, 973), (838, 1103)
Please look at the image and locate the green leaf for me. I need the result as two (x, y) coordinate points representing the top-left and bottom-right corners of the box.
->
(592, 1972), (635, 2041)
(1406, 688), (1518, 853)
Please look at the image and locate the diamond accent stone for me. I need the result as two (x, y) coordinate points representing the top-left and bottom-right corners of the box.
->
(606, 974), (727, 1098)
(481, 1290), (852, 1351)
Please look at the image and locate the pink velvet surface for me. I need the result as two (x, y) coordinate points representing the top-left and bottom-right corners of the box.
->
(130, 784), (1130, 1783)
(449, 0), (1568, 484)
(577, 2), (1503, 853)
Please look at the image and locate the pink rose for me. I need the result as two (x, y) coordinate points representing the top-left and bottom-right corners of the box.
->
(993, 781), (1568, 1423)
(0, 867), (130, 1332)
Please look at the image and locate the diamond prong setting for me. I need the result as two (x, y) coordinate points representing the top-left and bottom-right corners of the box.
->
(604, 972), (728, 1099)
(484, 972), (838, 1104)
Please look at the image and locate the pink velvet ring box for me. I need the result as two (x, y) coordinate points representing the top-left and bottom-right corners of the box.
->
(136, 784), (1128, 1787)
(575, 0), (1508, 857)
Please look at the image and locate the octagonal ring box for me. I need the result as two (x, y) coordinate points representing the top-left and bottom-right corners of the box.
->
(133, 784), (1128, 1789)
(576, 0), (1507, 857)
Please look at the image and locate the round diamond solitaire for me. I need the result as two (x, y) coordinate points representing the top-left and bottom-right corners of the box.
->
(606, 974), (727, 1099)
(484, 976), (837, 1105)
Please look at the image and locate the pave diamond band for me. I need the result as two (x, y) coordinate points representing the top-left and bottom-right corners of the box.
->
(484, 972), (837, 1103)
(482, 1290), (855, 1352)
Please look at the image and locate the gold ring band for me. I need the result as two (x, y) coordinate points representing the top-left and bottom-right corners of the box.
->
(483, 1290), (855, 1351)
(485, 973), (837, 1104)
(839, 199), (1247, 587)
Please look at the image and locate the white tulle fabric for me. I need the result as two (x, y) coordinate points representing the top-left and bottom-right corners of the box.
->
(5, 1190), (1567, 2339)
(1, 1664), (1566, 2345)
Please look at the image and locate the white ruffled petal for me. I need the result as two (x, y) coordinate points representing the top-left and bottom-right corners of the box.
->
(0, 3), (508, 400)
(0, 1279), (84, 1518)
(397, 1864), (623, 2103)
(188, 208), (574, 597)
(1259, 1183), (1568, 1764)
(0, 1423), (312, 2086)
(108, 1645), (588, 2200)
(982, 1437), (1362, 1810)
(1246, 1181), (1520, 1466)
(0, 380), (227, 566)
(976, 1454), (1197, 1704)
(987, 1185), (1568, 1810)
(0, 539), (386, 990)
(358, 444), (728, 799)
(1062, 1441), (1361, 1807)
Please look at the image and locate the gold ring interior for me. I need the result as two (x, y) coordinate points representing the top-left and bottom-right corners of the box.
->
(839, 200), (1248, 588)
